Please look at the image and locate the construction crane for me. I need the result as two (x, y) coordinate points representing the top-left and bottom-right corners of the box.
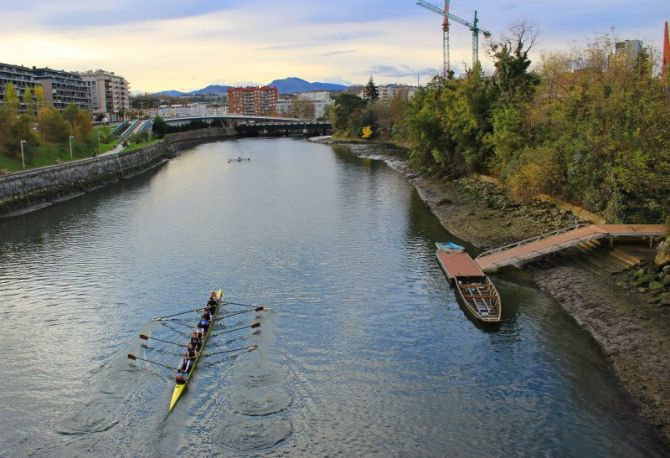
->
(417, 0), (492, 74)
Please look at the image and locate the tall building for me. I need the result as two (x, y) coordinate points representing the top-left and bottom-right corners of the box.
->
(31, 67), (89, 111)
(227, 86), (278, 116)
(80, 70), (130, 121)
(663, 21), (669, 89)
(0, 62), (41, 111)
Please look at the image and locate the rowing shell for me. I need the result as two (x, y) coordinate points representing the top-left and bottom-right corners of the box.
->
(169, 289), (222, 412)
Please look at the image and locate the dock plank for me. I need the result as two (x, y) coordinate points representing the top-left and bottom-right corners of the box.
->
(476, 224), (666, 272)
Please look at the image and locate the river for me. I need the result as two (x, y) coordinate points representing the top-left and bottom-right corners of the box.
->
(0, 138), (665, 457)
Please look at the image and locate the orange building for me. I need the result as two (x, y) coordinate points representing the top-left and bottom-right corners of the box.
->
(227, 86), (278, 115)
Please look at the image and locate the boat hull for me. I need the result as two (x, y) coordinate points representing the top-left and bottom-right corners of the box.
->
(168, 289), (223, 412)
(435, 242), (502, 323)
(454, 276), (501, 323)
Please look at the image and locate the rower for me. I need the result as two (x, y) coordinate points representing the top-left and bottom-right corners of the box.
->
(186, 342), (197, 359)
(190, 332), (202, 351)
(207, 291), (219, 307)
(201, 308), (212, 322)
(178, 351), (193, 374)
(198, 317), (210, 334)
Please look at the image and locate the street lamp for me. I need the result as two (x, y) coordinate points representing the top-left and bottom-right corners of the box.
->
(69, 135), (74, 160)
(97, 131), (102, 155)
(20, 140), (26, 170)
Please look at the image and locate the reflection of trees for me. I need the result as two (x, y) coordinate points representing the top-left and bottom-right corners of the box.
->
(330, 144), (375, 168)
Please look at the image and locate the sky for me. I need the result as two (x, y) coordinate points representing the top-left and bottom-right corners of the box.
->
(0, 0), (666, 93)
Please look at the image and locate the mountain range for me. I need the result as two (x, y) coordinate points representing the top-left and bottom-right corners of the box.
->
(153, 77), (348, 97)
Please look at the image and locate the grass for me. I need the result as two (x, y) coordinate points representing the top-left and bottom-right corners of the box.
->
(122, 138), (161, 152)
(0, 135), (120, 174)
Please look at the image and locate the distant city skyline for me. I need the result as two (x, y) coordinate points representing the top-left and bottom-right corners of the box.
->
(0, 0), (666, 93)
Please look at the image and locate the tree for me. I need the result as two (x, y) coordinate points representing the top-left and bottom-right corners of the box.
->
(34, 85), (46, 111)
(363, 77), (380, 102)
(74, 111), (93, 139)
(290, 98), (316, 120)
(38, 107), (70, 143)
(22, 86), (34, 117)
(11, 115), (38, 162)
(152, 116), (168, 137)
(4, 83), (20, 116)
(63, 104), (79, 130)
(490, 20), (540, 102)
(329, 93), (367, 136)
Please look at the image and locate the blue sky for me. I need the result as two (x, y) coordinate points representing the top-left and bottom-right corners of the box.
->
(0, 1), (666, 92)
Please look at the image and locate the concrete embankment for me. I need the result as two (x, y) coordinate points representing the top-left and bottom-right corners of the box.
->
(0, 127), (236, 217)
(327, 139), (670, 446)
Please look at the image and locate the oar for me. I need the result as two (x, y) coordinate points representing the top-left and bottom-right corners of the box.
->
(163, 319), (194, 329)
(140, 334), (186, 347)
(153, 307), (205, 321)
(206, 347), (257, 367)
(222, 307), (266, 319)
(227, 301), (272, 311)
(226, 301), (262, 308)
(153, 301), (226, 321)
(201, 345), (257, 358)
(127, 353), (178, 372)
(211, 322), (260, 338)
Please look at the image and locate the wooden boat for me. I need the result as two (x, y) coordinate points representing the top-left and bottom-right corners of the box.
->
(435, 242), (502, 323)
(168, 289), (223, 412)
(454, 276), (501, 323)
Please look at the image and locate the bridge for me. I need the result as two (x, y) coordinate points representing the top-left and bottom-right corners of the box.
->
(163, 115), (332, 137)
(475, 224), (667, 272)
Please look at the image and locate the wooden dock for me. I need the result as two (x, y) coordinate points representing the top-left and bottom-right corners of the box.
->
(475, 224), (667, 272)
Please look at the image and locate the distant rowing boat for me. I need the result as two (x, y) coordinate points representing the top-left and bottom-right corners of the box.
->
(227, 157), (251, 163)
(435, 242), (502, 323)
(169, 289), (222, 412)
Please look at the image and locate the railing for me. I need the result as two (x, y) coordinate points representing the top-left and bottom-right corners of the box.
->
(475, 223), (589, 260)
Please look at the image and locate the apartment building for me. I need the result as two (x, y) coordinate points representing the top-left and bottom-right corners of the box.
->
(80, 70), (130, 122)
(227, 86), (278, 116)
(0, 62), (42, 111)
(32, 67), (89, 111)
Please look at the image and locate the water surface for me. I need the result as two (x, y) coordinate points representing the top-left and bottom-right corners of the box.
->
(0, 138), (665, 456)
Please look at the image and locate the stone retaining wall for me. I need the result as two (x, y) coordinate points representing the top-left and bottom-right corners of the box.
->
(0, 127), (236, 216)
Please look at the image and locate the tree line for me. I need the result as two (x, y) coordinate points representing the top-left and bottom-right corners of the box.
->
(329, 29), (670, 223)
(0, 82), (106, 168)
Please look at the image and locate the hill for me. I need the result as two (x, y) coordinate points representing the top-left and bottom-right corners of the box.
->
(152, 78), (348, 97)
(267, 77), (348, 94)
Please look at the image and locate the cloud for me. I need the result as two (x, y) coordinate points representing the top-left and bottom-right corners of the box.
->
(314, 50), (357, 57)
(364, 64), (440, 78)
(34, 0), (241, 28)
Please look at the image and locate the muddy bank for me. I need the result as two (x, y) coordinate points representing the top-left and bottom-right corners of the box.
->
(326, 139), (670, 445)
(532, 264), (670, 442)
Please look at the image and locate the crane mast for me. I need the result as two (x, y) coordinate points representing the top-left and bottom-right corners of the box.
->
(442, 1), (450, 78)
(417, 0), (492, 72)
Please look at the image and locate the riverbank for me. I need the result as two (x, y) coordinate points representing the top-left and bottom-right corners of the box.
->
(325, 138), (670, 446)
(0, 127), (236, 217)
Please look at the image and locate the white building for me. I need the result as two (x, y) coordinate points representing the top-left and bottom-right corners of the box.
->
(80, 69), (129, 122)
(276, 96), (292, 115)
(359, 85), (419, 102)
(154, 103), (227, 119)
(296, 90), (333, 119)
